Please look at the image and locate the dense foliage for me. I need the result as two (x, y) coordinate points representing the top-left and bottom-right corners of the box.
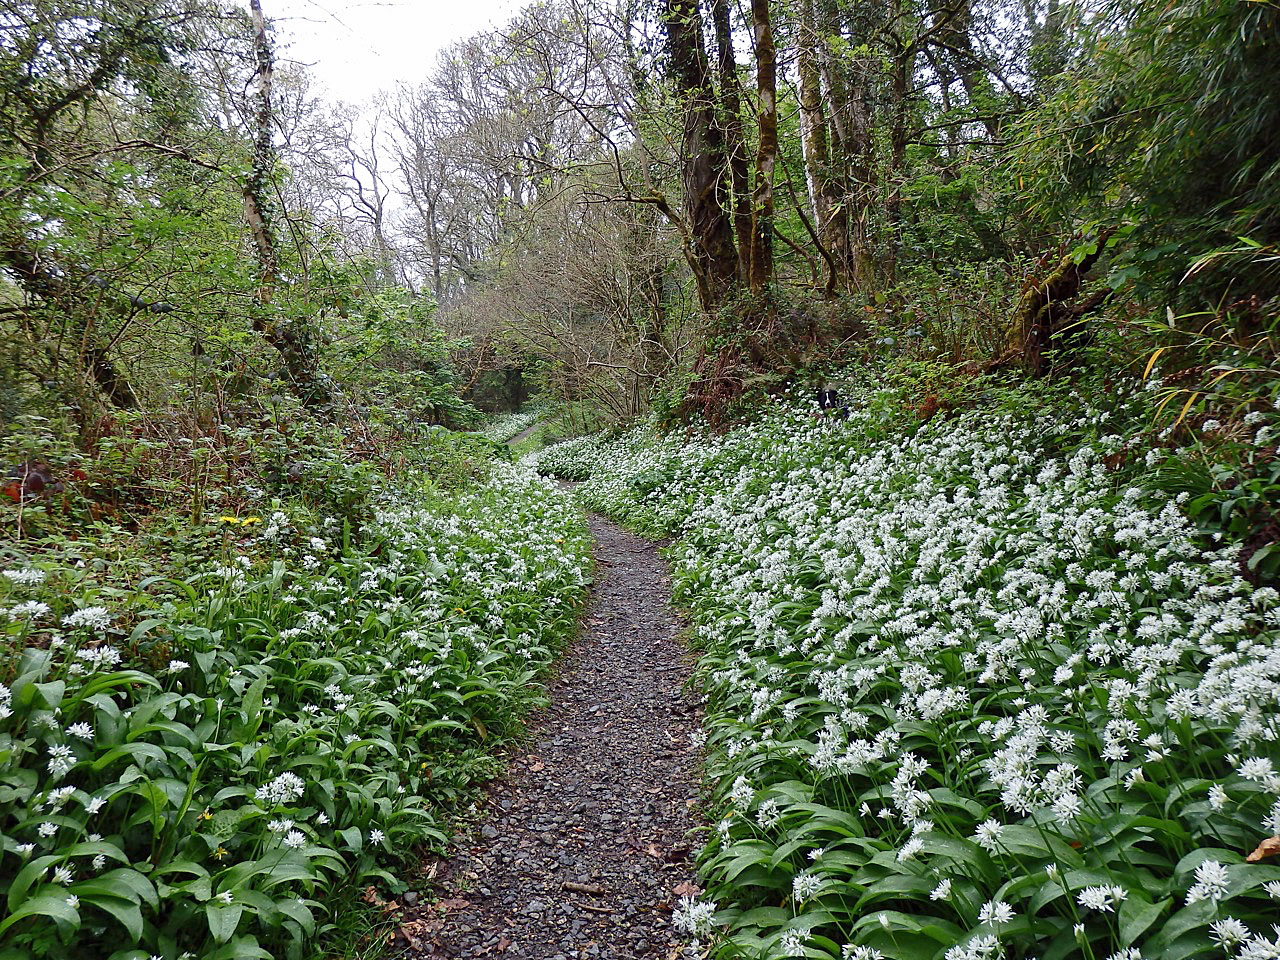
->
(530, 378), (1280, 959)
(0, 462), (588, 958)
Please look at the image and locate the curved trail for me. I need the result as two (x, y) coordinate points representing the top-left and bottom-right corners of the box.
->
(398, 512), (702, 959)
(506, 419), (542, 447)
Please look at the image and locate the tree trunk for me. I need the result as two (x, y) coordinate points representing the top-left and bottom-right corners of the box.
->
(883, 0), (911, 287)
(817, 0), (876, 290)
(747, 0), (777, 297)
(662, 0), (739, 313)
(710, 0), (751, 279)
(796, 0), (848, 294)
(0, 240), (140, 409)
(244, 0), (329, 405)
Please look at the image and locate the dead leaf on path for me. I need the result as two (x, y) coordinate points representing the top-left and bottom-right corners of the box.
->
(362, 885), (385, 906)
(436, 897), (471, 913)
(496, 935), (511, 952)
(528, 758), (545, 772)
(398, 916), (443, 950)
(673, 880), (702, 898)
(645, 842), (662, 858)
(1247, 836), (1280, 862)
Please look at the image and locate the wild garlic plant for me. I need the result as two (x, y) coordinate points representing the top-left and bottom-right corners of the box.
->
(534, 386), (1280, 960)
(478, 411), (540, 444)
(0, 464), (589, 959)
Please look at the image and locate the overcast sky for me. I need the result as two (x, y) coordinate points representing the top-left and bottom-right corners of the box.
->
(266, 0), (522, 105)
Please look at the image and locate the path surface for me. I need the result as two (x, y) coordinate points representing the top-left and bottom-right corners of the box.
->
(506, 419), (542, 447)
(397, 512), (702, 959)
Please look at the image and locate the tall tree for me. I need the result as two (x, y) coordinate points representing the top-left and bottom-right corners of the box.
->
(242, 0), (328, 403)
(747, 0), (778, 296)
(661, 0), (739, 312)
(795, 0), (850, 294)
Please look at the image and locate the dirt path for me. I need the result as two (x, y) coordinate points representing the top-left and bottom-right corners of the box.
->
(397, 512), (702, 959)
(506, 419), (542, 447)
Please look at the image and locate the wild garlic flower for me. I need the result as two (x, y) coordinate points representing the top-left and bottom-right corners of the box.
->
(1186, 859), (1230, 904)
(61, 606), (111, 631)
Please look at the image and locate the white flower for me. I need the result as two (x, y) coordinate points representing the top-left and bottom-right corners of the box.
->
(897, 836), (924, 861)
(1078, 885), (1127, 912)
(47, 744), (75, 778)
(12, 600), (51, 619)
(930, 878), (952, 901)
(792, 871), (825, 901)
(778, 927), (812, 956)
(672, 895), (718, 939)
(1186, 859), (1230, 904)
(255, 772), (305, 806)
(283, 830), (306, 850)
(369, 828), (385, 844)
(65, 895), (79, 909)
(1208, 784), (1229, 810)
(61, 606), (111, 632)
(52, 865), (74, 885)
(757, 798), (781, 828)
(1211, 917), (1250, 948)
(978, 900), (1014, 924)
(67, 722), (94, 741)
(3, 568), (46, 586)
(972, 819), (1003, 851)
(37, 821), (57, 837)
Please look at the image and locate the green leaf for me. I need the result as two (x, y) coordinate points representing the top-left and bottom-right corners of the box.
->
(206, 903), (245, 943)
(0, 893), (81, 935)
(81, 894), (143, 942)
(206, 936), (273, 960)
(1119, 895), (1169, 946)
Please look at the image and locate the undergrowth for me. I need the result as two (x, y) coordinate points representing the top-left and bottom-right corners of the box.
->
(528, 368), (1280, 960)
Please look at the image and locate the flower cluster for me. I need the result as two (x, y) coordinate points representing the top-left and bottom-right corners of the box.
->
(477, 410), (539, 443)
(539, 385), (1280, 959)
(0, 462), (589, 958)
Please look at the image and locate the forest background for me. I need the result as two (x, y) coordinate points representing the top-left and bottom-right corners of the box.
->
(0, 0), (1278, 956)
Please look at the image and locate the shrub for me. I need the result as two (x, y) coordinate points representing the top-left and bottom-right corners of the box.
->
(0, 464), (589, 959)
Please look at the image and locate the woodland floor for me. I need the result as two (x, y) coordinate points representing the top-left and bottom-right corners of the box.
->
(507, 419), (543, 447)
(394, 509), (704, 959)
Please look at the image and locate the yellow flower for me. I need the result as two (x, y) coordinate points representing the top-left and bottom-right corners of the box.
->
(219, 516), (241, 525)
(213, 846), (229, 860)
(242, 516), (262, 525)
(199, 808), (213, 821)
(453, 607), (466, 614)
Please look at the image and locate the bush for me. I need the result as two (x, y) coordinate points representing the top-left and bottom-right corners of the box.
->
(0, 464), (589, 959)
(570, 379), (1280, 960)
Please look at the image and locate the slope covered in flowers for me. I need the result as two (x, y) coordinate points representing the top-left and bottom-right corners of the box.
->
(529, 386), (1280, 960)
(0, 465), (589, 959)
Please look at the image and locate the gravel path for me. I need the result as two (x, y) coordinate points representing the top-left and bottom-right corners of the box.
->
(506, 419), (542, 447)
(396, 512), (703, 959)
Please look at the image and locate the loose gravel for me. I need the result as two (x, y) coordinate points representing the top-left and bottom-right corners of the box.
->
(396, 511), (703, 959)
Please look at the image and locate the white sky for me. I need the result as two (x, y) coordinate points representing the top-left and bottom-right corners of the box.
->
(266, 0), (523, 105)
